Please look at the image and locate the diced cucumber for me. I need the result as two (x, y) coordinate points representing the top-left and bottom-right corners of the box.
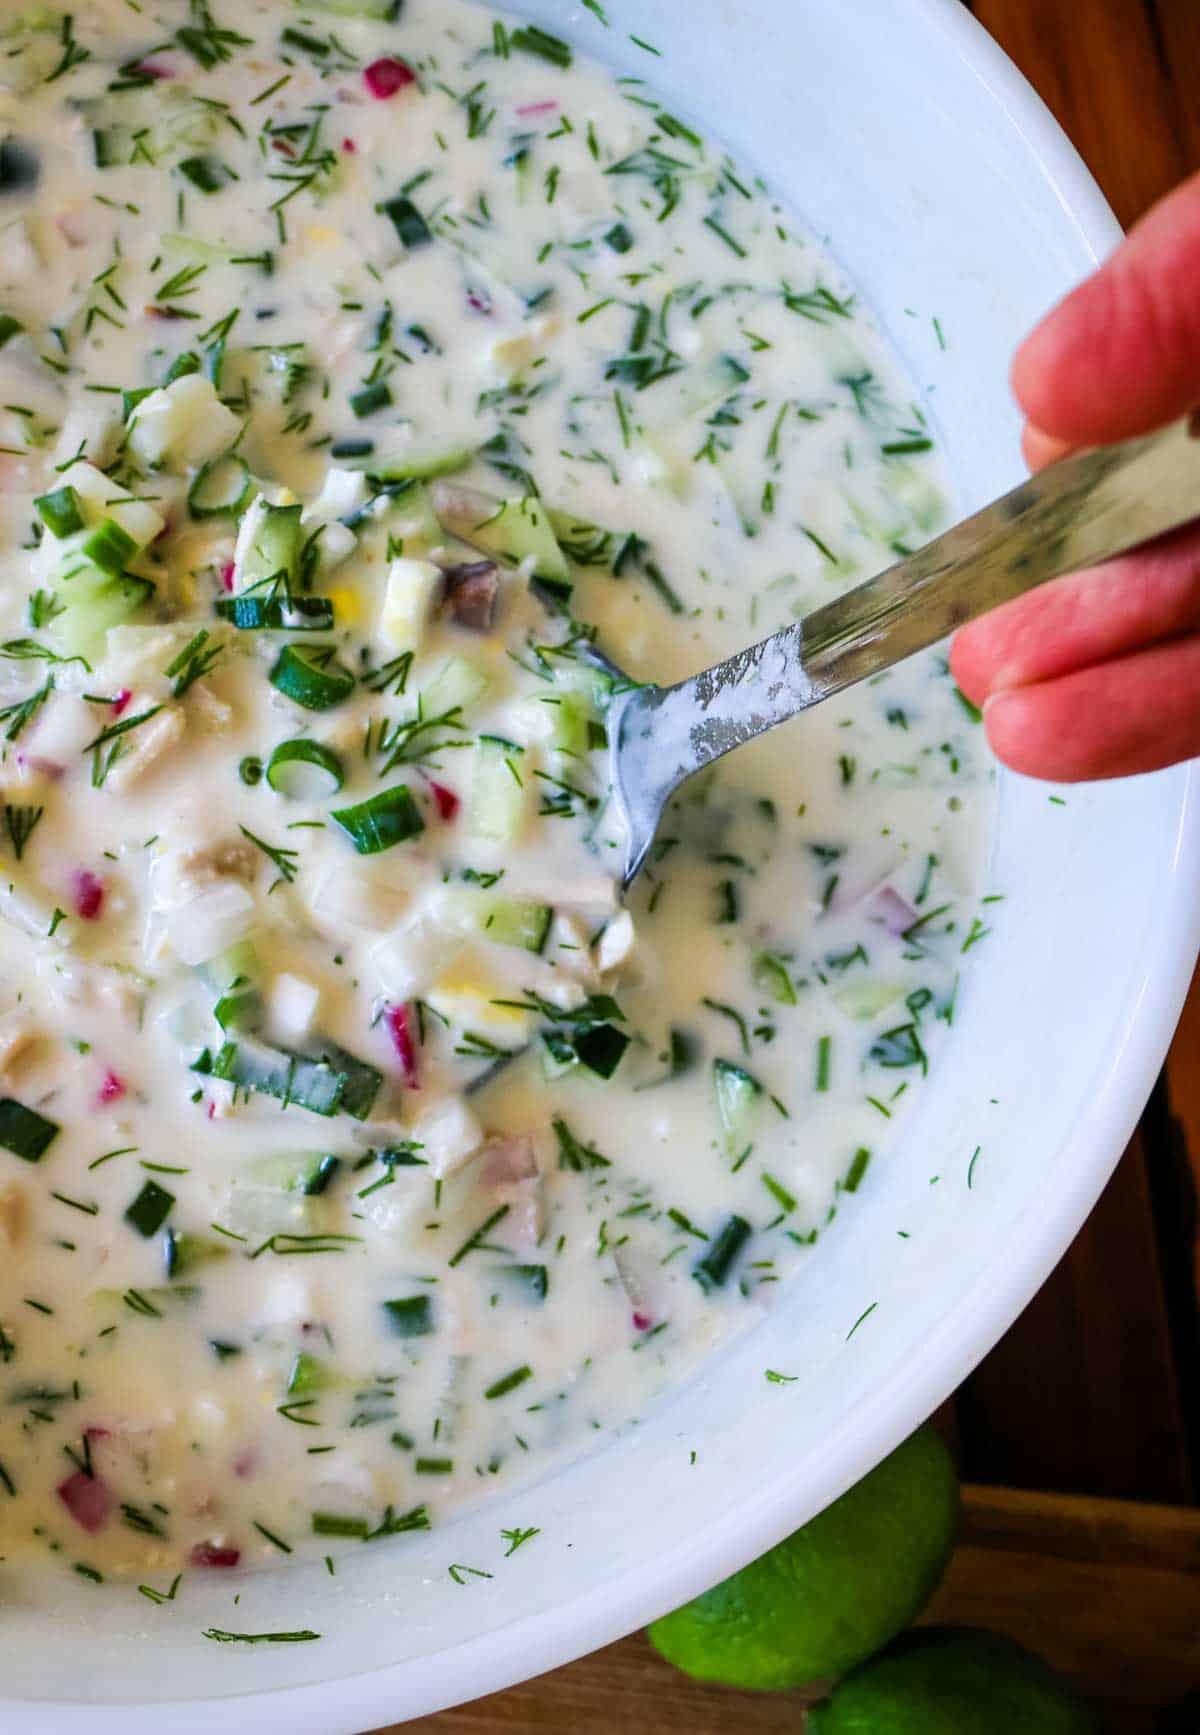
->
(234, 496), (302, 591)
(712, 1058), (763, 1158)
(830, 979), (908, 1021)
(679, 352), (751, 416)
(58, 461), (165, 548)
(467, 735), (527, 843)
(445, 888), (552, 954)
(752, 950), (797, 1006)
(243, 1151), (342, 1195)
(208, 1036), (346, 1117)
(80, 517), (136, 577)
(548, 690), (591, 759)
(199, 939), (260, 996)
(367, 440), (475, 484)
(419, 654), (490, 720)
(163, 1229), (229, 1280)
(47, 572), (154, 661)
(431, 485), (569, 582)
(287, 1351), (337, 1394)
(213, 977), (262, 1033)
(300, 0), (403, 16)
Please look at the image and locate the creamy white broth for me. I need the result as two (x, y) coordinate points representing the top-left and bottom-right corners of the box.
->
(0, 0), (990, 1582)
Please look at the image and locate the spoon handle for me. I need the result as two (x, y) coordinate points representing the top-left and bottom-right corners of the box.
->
(625, 411), (1200, 790)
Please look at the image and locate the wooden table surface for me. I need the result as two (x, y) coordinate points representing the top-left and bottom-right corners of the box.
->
(376, 5), (1200, 1728)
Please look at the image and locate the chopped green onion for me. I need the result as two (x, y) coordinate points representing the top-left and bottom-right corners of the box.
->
(188, 455), (252, 520)
(510, 24), (572, 66)
(694, 1214), (751, 1292)
(0, 1098), (59, 1163)
(270, 644), (355, 710)
(382, 1295), (434, 1337)
(377, 195), (432, 249)
(266, 738), (345, 798)
(178, 155), (235, 194)
(330, 785), (424, 855)
(34, 486), (84, 539)
(218, 595), (334, 631)
(80, 519), (137, 577)
(311, 1512), (369, 1539)
(124, 1180), (175, 1238)
(349, 380), (392, 419)
(0, 314), (23, 350)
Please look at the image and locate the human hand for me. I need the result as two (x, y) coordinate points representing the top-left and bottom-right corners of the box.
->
(950, 170), (1200, 781)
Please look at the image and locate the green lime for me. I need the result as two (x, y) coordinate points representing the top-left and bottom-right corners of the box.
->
(808, 1627), (1098, 1733)
(647, 1425), (958, 1691)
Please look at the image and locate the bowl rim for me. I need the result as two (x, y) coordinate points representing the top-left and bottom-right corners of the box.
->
(12, 3), (1199, 1729)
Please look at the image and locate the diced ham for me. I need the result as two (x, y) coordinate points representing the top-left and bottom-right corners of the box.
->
(363, 57), (416, 99)
(480, 1135), (542, 1250)
(190, 1541), (241, 1568)
(56, 1470), (114, 1534)
(70, 869), (104, 921)
(481, 1134), (538, 1188)
(384, 1003), (420, 1088)
(440, 560), (499, 631)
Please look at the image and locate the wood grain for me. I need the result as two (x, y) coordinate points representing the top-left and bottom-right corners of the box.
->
(966, 0), (1190, 226)
(371, 1487), (1200, 1735)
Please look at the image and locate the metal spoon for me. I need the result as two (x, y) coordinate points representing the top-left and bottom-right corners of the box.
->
(602, 412), (1200, 886)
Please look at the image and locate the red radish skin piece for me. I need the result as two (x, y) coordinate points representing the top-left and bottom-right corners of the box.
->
(17, 754), (64, 781)
(865, 885), (917, 937)
(515, 99), (558, 117)
(190, 1541), (241, 1569)
(467, 288), (493, 316)
(133, 59), (175, 79)
(632, 1311), (654, 1333)
(97, 1070), (126, 1106)
(111, 688), (132, 718)
(420, 771), (460, 821)
(342, 137), (357, 153)
(232, 1448), (258, 1480)
(70, 870), (104, 921)
(363, 57), (415, 99)
(221, 561), (235, 592)
(384, 1003), (420, 1088)
(56, 1470), (114, 1534)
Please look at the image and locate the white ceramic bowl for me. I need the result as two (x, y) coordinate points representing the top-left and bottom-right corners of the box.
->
(8, 2), (1199, 1728)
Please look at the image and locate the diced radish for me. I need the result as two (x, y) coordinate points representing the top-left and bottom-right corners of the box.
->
(56, 1470), (114, 1534)
(363, 57), (415, 99)
(632, 1310), (654, 1332)
(384, 1003), (420, 1088)
(342, 137), (357, 154)
(133, 59), (175, 79)
(111, 689), (132, 718)
(866, 885), (918, 937)
(190, 1541), (241, 1569)
(515, 99), (558, 117)
(466, 287), (493, 316)
(70, 870), (104, 921)
(221, 562), (235, 592)
(97, 1069), (126, 1106)
(420, 772), (460, 822)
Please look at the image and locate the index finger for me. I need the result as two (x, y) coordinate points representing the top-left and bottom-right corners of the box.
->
(1012, 170), (1200, 448)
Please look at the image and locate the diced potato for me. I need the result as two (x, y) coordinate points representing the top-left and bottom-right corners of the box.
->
(53, 403), (122, 470)
(187, 678), (234, 734)
(307, 866), (409, 936)
(379, 557), (443, 654)
(105, 704), (186, 791)
(0, 1181), (27, 1247)
(408, 1096), (483, 1180)
(0, 1015), (37, 1080)
(268, 972), (321, 1043)
(595, 910), (636, 974)
(128, 375), (241, 473)
(305, 466), (367, 523)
